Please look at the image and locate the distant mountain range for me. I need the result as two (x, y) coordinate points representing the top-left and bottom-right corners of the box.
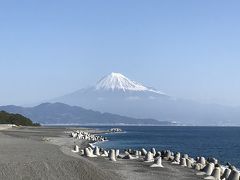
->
(0, 103), (173, 125)
(2, 72), (239, 126)
(49, 72), (240, 126)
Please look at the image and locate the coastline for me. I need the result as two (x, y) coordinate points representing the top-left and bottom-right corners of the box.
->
(0, 126), (120, 180)
(93, 126), (240, 168)
(0, 126), (237, 180)
(66, 127), (240, 180)
(67, 128), (204, 180)
(0, 124), (16, 130)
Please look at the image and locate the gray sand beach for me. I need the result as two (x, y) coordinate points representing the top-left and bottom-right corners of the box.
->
(0, 126), (202, 180)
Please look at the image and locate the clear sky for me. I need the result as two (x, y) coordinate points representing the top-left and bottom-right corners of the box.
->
(0, 0), (240, 106)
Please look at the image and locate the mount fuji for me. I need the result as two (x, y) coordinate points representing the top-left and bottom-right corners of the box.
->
(95, 72), (165, 94)
(54, 72), (169, 101)
(51, 72), (171, 118)
(51, 72), (240, 126)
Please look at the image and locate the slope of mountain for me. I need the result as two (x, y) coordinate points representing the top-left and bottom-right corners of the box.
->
(50, 72), (240, 126)
(0, 111), (40, 126)
(51, 72), (170, 117)
(0, 103), (173, 125)
(96, 72), (165, 94)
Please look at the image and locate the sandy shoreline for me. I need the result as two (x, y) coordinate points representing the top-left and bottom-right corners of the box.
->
(0, 126), (119, 180)
(0, 126), (203, 180)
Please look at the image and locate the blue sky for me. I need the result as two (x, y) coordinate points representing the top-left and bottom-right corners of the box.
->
(0, 0), (240, 106)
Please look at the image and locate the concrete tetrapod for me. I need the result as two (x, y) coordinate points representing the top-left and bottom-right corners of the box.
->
(150, 157), (164, 168)
(72, 145), (79, 153)
(109, 149), (117, 162)
(227, 170), (240, 180)
(197, 163), (215, 176)
(144, 152), (154, 163)
(84, 148), (97, 157)
(204, 167), (221, 180)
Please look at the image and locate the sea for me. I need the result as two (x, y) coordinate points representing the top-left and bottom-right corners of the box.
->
(84, 126), (240, 168)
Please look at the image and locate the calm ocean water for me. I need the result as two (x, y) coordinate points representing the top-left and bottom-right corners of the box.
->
(86, 126), (240, 168)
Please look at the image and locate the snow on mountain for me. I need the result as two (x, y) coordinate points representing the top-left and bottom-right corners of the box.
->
(50, 72), (169, 122)
(95, 72), (165, 95)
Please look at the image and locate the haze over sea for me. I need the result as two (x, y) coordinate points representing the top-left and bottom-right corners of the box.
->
(88, 126), (240, 168)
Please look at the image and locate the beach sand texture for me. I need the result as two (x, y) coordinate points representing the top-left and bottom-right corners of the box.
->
(0, 126), (202, 180)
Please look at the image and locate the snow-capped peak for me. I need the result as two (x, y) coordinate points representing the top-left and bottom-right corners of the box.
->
(95, 72), (165, 94)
